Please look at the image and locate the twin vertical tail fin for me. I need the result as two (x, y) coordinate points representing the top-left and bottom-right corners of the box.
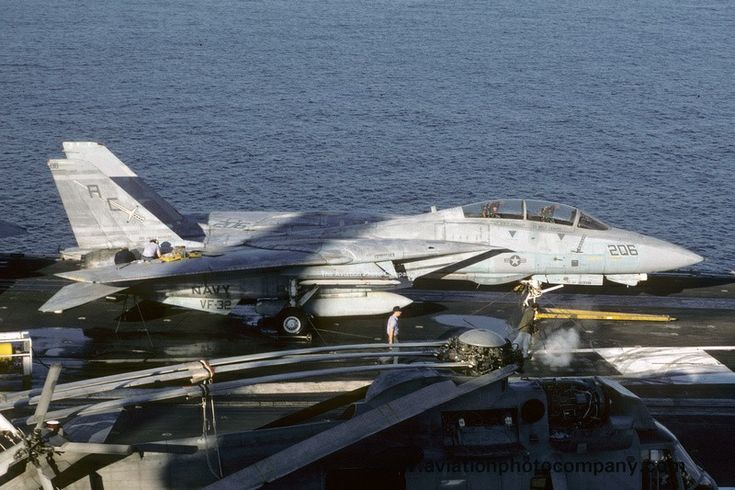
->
(48, 142), (204, 252)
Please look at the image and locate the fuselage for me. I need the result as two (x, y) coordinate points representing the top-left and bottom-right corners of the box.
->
(134, 199), (702, 315)
(199, 198), (701, 281)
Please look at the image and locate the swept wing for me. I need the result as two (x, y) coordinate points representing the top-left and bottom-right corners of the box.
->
(40, 239), (508, 312)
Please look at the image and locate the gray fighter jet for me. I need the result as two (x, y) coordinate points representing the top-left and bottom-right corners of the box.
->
(40, 142), (702, 334)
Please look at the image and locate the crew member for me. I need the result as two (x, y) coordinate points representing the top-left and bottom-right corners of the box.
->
(387, 306), (402, 345)
(539, 204), (557, 222)
(114, 247), (136, 265)
(513, 302), (538, 359)
(482, 201), (500, 218)
(142, 239), (161, 261)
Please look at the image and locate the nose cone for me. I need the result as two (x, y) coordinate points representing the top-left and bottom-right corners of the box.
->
(663, 245), (703, 270)
(641, 239), (703, 271)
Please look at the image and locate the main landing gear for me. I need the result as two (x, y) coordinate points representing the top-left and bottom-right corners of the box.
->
(270, 280), (319, 339)
(276, 306), (311, 336)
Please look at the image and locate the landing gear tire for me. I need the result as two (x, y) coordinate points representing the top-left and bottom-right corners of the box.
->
(277, 307), (310, 336)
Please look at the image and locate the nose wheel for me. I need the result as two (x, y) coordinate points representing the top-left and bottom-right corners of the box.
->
(277, 307), (311, 336)
(518, 279), (564, 306)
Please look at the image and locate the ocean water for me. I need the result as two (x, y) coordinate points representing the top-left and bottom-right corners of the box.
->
(1, 0), (733, 272)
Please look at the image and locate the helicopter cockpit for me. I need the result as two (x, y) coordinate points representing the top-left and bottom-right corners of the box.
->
(461, 199), (609, 230)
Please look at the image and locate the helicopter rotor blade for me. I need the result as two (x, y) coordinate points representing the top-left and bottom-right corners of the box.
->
(33, 364), (62, 432)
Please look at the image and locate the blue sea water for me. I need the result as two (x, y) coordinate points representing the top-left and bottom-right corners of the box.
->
(0, 0), (733, 271)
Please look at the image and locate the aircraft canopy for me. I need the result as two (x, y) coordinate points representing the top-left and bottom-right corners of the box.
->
(461, 199), (608, 230)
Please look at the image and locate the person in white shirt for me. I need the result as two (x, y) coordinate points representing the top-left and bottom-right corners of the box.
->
(142, 239), (161, 261)
(387, 306), (402, 344)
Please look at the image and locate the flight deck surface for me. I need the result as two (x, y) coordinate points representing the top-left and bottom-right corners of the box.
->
(1, 255), (734, 486)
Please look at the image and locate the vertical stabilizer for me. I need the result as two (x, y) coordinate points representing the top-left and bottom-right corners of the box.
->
(48, 142), (203, 250)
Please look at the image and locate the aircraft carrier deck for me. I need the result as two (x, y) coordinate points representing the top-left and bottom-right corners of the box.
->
(1, 254), (734, 486)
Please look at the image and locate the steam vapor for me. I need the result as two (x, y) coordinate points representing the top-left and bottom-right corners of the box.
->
(536, 328), (580, 368)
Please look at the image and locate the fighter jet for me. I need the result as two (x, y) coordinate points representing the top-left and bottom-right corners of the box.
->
(40, 142), (702, 335)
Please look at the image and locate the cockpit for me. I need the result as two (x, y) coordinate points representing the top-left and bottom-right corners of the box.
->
(461, 199), (608, 230)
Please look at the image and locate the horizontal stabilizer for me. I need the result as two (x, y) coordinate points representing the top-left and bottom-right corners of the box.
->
(39, 282), (128, 313)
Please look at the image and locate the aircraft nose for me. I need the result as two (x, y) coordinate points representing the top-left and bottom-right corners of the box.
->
(672, 247), (704, 269)
(641, 240), (703, 271)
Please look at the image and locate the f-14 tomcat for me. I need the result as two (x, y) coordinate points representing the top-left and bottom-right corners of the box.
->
(40, 142), (703, 335)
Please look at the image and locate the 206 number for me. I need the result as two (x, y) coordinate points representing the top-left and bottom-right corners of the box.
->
(608, 244), (638, 256)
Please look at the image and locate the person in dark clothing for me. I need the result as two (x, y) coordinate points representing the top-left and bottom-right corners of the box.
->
(114, 248), (136, 265)
(513, 302), (538, 358)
